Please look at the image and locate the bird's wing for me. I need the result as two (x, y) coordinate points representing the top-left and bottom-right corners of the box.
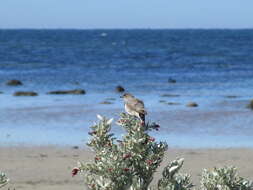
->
(129, 99), (147, 115)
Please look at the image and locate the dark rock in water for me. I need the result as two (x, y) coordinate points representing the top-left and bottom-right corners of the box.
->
(159, 100), (180, 105)
(167, 102), (180, 105)
(247, 100), (253, 110)
(100, 101), (113, 105)
(6, 79), (23, 86)
(47, 89), (86, 95)
(161, 94), (180, 97)
(186, 102), (198, 107)
(72, 146), (79, 149)
(115, 85), (125, 92)
(14, 91), (38, 96)
(225, 95), (238, 99)
(168, 78), (176, 83)
(0, 91), (3, 94)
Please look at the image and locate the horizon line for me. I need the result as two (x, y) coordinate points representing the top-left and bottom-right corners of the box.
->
(0, 27), (253, 30)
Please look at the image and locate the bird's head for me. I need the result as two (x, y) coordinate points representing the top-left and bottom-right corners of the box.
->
(120, 93), (134, 101)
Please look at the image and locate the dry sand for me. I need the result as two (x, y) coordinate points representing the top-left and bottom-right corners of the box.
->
(1, 146), (253, 190)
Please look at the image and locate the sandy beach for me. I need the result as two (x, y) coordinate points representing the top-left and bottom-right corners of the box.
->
(1, 146), (253, 190)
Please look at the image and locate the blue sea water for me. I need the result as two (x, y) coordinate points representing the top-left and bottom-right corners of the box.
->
(0, 29), (253, 148)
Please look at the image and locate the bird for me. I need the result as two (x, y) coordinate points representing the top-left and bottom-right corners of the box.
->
(121, 93), (147, 124)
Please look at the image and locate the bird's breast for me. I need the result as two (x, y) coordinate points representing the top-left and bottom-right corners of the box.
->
(125, 103), (138, 117)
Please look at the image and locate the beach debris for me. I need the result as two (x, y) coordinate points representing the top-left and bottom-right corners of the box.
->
(247, 99), (253, 110)
(186, 102), (198, 107)
(39, 154), (48, 158)
(168, 78), (177, 83)
(13, 91), (38, 96)
(6, 79), (23, 86)
(47, 89), (86, 95)
(115, 85), (125, 92)
(72, 146), (79, 149)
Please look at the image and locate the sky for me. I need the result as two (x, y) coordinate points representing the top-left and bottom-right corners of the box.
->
(0, 0), (253, 29)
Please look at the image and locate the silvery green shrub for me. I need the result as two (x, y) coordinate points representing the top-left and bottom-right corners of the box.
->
(200, 166), (253, 190)
(75, 113), (192, 190)
(73, 113), (253, 190)
(0, 172), (9, 188)
(158, 158), (193, 190)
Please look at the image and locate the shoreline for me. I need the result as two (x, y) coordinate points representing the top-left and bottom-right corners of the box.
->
(1, 99), (253, 148)
(1, 146), (253, 190)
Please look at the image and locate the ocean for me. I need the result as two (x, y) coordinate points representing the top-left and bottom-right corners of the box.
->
(0, 29), (253, 148)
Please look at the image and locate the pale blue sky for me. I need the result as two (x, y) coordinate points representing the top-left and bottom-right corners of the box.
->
(0, 0), (253, 29)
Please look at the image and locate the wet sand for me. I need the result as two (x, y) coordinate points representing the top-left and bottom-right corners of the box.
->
(1, 146), (253, 190)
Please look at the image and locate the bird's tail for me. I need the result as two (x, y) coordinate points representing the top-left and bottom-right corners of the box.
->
(139, 113), (145, 124)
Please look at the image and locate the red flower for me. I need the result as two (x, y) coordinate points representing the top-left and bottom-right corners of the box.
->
(124, 168), (130, 172)
(146, 160), (153, 166)
(119, 119), (127, 124)
(118, 119), (127, 124)
(95, 157), (101, 161)
(148, 137), (155, 142)
(108, 168), (113, 172)
(123, 153), (131, 159)
(72, 167), (80, 177)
